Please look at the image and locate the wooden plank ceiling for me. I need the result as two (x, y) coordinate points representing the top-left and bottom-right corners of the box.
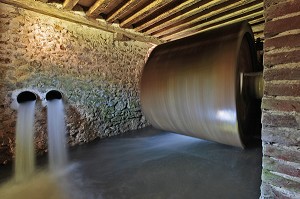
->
(5, 0), (265, 43)
(67, 0), (265, 41)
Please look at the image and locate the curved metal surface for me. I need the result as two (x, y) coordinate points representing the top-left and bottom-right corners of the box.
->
(140, 21), (260, 147)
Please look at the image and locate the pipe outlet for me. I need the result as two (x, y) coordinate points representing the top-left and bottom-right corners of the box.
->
(17, 91), (37, 103)
(45, 90), (63, 101)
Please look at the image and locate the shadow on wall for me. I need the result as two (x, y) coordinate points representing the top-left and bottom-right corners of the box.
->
(65, 106), (96, 146)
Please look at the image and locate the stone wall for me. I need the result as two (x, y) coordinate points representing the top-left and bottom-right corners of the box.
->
(0, 3), (152, 164)
(261, 0), (300, 198)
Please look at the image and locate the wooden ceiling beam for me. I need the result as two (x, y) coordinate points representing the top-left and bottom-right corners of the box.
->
(120, 0), (174, 28)
(254, 31), (264, 39)
(160, 2), (263, 40)
(62, 0), (79, 10)
(252, 23), (264, 33)
(86, 0), (111, 18)
(249, 16), (265, 25)
(106, 0), (142, 23)
(163, 9), (264, 41)
(145, 0), (229, 35)
(0, 0), (163, 44)
(154, 0), (261, 38)
(147, 0), (241, 36)
(134, 0), (201, 32)
(137, 0), (217, 33)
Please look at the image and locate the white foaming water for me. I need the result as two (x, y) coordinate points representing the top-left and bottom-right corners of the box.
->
(15, 101), (36, 182)
(0, 98), (75, 199)
(47, 99), (68, 171)
(0, 164), (85, 199)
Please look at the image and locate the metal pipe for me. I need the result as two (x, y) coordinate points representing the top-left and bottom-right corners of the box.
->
(242, 72), (264, 99)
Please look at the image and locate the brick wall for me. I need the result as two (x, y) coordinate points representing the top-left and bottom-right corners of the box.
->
(0, 3), (152, 164)
(261, 0), (300, 198)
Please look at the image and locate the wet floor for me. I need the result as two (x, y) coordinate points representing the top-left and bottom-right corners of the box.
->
(0, 126), (262, 199)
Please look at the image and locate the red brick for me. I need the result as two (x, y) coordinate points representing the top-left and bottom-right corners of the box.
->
(263, 156), (300, 178)
(262, 98), (300, 112)
(260, 182), (275, 198)
(264, 15), (300, 38)
(262, 169), (300, 196)
(261, 181), (297, 199)
(264, 82), (300, 97)
(260, 182), (294, 199)
(271, 188), (297, 199)
(262, 126), (300, 146)
(264, 50), (300, 67)
(265, 34), (300, 52)
(262, 112), (298, 128)
(265, 0), (300, 21)
(263, 143), (300, 163)
(264, 67), (300, 81)
(264, 0), (286, 9)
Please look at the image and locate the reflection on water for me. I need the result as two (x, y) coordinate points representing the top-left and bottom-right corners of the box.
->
(0, 127), (262, 199)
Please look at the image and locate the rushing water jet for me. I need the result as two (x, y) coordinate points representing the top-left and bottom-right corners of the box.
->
(1, 89), (72, 199)
(46, 90), (68, 172)
(14, 91), (37, 182)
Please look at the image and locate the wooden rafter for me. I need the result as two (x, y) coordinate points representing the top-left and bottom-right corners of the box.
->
(163, 9), (264, 41)
(137, 0), (216, 33)
(145, 0), (229, 35)
(161, 2), (263, 40)
(62, 0), (79, 10)
(134, 0), (202, 32)
(106, 0), (142, 23)
(147, 0), (240, 35)
(252, 23), (264, 33)
(153, 0), (260, 37)
(86, 0), (111, 18)
(249, 16), (265, 25)
(254, 31), (264, 39)
(1, 0), (265, 42)
(0, 0), (163, 44)
(120, 0), (174, 28)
